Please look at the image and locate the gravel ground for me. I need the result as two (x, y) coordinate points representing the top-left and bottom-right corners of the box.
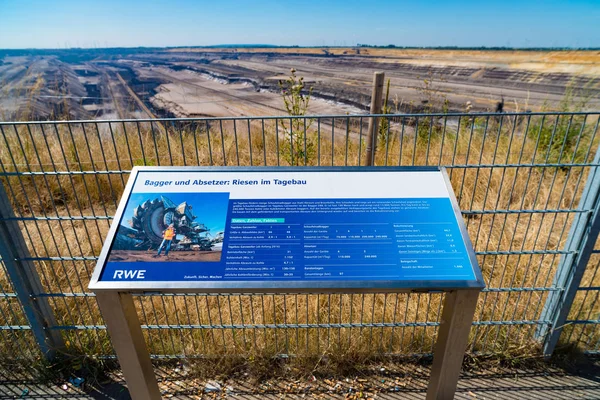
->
(2, 358), (598, 399)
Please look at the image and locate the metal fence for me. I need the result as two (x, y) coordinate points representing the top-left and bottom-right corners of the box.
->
(0, 111), (599, 364)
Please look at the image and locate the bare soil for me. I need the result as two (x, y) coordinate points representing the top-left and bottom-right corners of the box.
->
(2, 48), (599, 121)
(109, 250), (222, 262)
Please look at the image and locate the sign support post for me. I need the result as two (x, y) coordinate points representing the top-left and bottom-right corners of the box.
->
(96, 291), (162, 400)
(427, 289), (479, 399)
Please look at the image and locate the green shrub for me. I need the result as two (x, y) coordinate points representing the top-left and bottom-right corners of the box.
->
(530, 114), (588, 164)
(529, 81), (595, 165)
(278, 69), (316, 166)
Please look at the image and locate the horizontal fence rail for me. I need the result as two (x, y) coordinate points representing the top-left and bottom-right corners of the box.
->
(0, 112), (599, 361)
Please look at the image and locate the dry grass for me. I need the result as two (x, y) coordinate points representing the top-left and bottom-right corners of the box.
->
(0, 113), (599, 366)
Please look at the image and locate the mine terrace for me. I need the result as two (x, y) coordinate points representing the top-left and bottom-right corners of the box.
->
(1, 47), (599, 122)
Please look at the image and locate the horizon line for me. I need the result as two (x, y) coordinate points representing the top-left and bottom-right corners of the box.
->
(1, 44), (600, 51)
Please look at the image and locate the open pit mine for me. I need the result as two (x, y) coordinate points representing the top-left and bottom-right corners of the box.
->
(1, 47), (599, 121)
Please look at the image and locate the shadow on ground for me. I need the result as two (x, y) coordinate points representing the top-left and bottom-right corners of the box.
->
(1, 357), (598, 399)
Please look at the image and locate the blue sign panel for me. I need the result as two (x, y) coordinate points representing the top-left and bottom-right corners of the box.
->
(89, 167), (484, 292)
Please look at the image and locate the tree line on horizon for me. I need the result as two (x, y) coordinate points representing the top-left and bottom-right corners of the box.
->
(1, 45), (599, 55)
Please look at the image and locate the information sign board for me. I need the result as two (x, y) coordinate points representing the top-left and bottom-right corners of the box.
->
(89, 167), (483, 292)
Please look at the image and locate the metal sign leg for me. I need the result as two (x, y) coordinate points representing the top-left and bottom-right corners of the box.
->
(426, 289), (480, 400)
(96, 291), (161, 400)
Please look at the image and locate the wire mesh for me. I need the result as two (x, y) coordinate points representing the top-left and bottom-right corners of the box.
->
(0, 112), (599, 360)
(0, 257), (41, 361)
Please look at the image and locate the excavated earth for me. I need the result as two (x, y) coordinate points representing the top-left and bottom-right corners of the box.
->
(1, 48), (599, 121)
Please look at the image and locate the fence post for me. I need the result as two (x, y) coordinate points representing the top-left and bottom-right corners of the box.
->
(0, 180), (65, 360)
(535, 146), (600, 356)
(364, 72), (385, 166)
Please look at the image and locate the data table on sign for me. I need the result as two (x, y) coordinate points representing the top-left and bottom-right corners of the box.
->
(301, 221), (470, 279)
(224, 223), (304, 279)
(223, 210), (474, 281)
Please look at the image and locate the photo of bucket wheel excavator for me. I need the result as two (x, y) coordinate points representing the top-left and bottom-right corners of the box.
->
(113, 195), (217, 251)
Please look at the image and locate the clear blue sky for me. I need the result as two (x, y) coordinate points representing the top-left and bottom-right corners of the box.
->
(1, 0), (598, 49)
(122, 192), (229, 235)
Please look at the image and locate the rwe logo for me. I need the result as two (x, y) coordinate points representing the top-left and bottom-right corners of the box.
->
(113, 270), (146, 279)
